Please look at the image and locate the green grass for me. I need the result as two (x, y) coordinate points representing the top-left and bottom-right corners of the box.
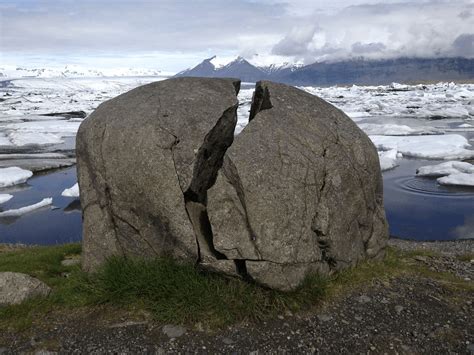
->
(0, 244), (471, 332)
(0, 244), (327, 330)
(74, 256), (328, 327)
(0, 244), (85, 331)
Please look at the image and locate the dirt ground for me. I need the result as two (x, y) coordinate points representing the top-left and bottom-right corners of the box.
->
(1, 239), (473, 354)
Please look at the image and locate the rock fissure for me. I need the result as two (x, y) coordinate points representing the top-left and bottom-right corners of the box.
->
(249, 82), (273, 122)
(183, 104), (239, 263)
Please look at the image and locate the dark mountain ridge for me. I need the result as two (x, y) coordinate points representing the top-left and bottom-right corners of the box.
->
(175, 56), (474, 86)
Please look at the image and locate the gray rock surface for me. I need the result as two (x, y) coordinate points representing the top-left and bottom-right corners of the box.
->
(77, 77), (240, 271)
(162, 325), (186, 338)
(0, 272), (51, 305)
(207, 81), (388, 290)
(77, 78), (388, 290)
(61, 258), (81, 267)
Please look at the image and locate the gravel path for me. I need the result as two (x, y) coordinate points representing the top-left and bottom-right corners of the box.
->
(389, 238), (473, 280)
(389, 238), (474, 257)
(1, 238), (473, 354)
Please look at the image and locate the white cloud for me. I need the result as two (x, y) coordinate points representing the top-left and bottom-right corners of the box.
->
(452, 34), (474, 57)
(0, 0), (472, 71)
(272, 1), (474, 62)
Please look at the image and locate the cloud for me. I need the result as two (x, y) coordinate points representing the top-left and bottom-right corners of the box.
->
(452, 34), (474, 57)
(351, 42), (386, 54)
(458, 9), (472, 19)
(0, 0), (473, 70)
(271, 0), (474, 62)
(272, 25), (320, 56)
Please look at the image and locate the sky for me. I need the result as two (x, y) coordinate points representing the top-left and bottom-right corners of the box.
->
(0, 0), (473, 72)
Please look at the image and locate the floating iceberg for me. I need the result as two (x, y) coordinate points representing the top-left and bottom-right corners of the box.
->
(416, 161), (474, 187)
(3, 120), (80, 146)
(416, 161), (474, 177)
(61, 183), (79, 197)
(0, 194), (13, 204)
(378, 149), (399, 171)
(0, 197), (52, 217)
(0, 167), (33, 187)
(438, 173), (474, 187)
(358, 123), (438, 136)
(8, 132), (64, 146)
(370, 134), (474, 160)
(301, 82), (474, 120)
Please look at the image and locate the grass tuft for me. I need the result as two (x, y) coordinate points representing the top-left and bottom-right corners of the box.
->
(75, 256), (328, 327)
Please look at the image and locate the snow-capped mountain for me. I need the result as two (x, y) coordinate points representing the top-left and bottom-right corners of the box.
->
(260, 62), (304, 74)
(176, 56), (271, 82)
(176, 56), (474, 85)
(0, 65), (165, 79)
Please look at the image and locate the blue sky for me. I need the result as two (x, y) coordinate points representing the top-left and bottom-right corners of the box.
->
(0, 0), (473, 72)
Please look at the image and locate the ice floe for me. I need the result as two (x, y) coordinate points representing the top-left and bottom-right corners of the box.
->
(0, 198), (52, 217)
(0, 167), (33, 187)
(8, 132), (64, 146)
(416, 161), (474, 177)
(438, 173), (474, 187)
(416, 161), (474, 187)
(370, 134), (474, 160)
(2, 120), (80, 146)
(61, 183), (79, 197)
(301, 82), (474, 120)
(358, 123), (438, 136)
(378, 149), (400, 171)
(0, 194), (13, 204)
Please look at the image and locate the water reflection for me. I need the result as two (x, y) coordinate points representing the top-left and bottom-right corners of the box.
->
(0, 166), (82, 245)
(383, 158), (474, 241)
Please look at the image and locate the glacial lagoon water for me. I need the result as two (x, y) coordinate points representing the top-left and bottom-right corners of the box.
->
(0, 160), (473, 245)
(0, 166), (82, 244)
(384, 158), (474, 241)
(1, 78), (473, 244)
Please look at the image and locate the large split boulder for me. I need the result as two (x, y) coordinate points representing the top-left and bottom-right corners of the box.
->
(77, 78), (388, 290)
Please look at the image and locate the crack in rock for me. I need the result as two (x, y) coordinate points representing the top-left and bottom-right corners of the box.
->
(183, 104), (239, 262)
(249, 82), (273, 122)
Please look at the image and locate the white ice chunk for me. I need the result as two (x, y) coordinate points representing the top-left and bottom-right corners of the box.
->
(8, 132), (64, 146)
(0, 133), (13, 146)
(345, 112), (368, 120)
(0, 153), (67, 160)
(0, 194), (13, 204)
(370, 134), (474, 160)
(458, 123), (473, 128)
(0, 167), (33, 187)
(416, 161), (474, 177)
(61, 183), (79, 197)
(438, 173), (474, 187)
(5, 120), (81, 136)
(416, 161), (474, 187)
(378, 149), (399, 171)
(358, 123), (437, 136)
(0, 198), (52, 217)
